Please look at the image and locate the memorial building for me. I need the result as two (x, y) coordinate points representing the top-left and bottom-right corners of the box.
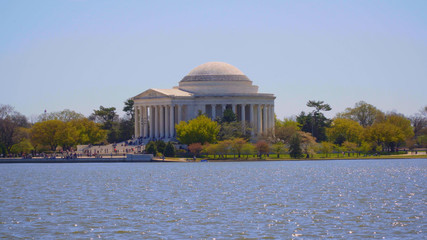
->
(133, 62), (275, 142)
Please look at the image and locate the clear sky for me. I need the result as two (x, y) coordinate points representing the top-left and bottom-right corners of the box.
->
(1, 0), (426, 120)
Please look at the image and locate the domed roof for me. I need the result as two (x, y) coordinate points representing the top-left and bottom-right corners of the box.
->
(178, 62), (259, 94)
(181, 62), (250, 82)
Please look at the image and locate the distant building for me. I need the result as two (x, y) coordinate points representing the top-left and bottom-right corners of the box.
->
(133, 62), (275, 141)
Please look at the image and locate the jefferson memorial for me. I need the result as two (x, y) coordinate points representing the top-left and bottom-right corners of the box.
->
(133, 62), (275, 141)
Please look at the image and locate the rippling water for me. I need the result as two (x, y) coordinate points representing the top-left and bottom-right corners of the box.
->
(0, 159), (425, 239)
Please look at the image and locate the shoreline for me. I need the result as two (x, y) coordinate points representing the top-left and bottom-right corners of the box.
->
(0, 154), (426, 164)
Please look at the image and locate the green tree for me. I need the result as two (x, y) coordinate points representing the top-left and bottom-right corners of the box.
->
(164, 142), (176, 157)
(155, 140), (166, 154)
(297, 100), (331, 142)
(90, 106), (120, 143)
(145, 141), (157, 155)
(176, 115), (220, 145)
(289, 133), (303, 158)
(123, 99), (135, 121)
(221, 108), (237, 123)
(338, 101), (384, 127)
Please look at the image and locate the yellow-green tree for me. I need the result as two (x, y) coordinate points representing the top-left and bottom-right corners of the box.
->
(230, 138), (247, 158)
(319, 141), (334, 157)
(272, 141), (286, 158)
(176, 115), (220, 145)
(327, 118), (363, 145)
(31, 120), (67, 151)
(68, 118), (107, 145)
(364, 115), (413, 152)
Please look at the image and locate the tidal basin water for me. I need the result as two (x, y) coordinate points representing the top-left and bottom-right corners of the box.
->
(0, 159), (425, 239)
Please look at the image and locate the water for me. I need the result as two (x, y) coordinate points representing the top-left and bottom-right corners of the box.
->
(0, 159), (425, 239)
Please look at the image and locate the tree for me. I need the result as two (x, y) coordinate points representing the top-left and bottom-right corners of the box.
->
(319, 141), (334, 157)
(289, 133), (303, 159)
(255, 140), (269, 158)
(68, 118), (107, 145)
(230, 138), (246, 158)
(297, 100), (331, 142)
(38, 109), (84, 122)
(364, 113), (413, 152)
(145, 141), (157, 155)
(272, 141), (286, 158)
(221, 108), (237, 123)
(218, 121), (252, 141)
(90, 106), (118, 129)
(10, 139), (34, 155)
(217, 140), (232, 158)
(241, 143), (256, 159)
(338, 101), (384, 127)
(326, 118), (363, 145)
(176, 115), (220, 145)
(30, 120), (67, 151)
(299, 131), (317, 158)
(155, 140), (166, 154)
(123, 99), (135, 121)
(342, 141), (357, 156)
(275, 117), (300, 143)
(0, 104), (29, 153)
(90, 106), (120, 143)
(164, 142), (176, 157)
(188, 143), (203, 157)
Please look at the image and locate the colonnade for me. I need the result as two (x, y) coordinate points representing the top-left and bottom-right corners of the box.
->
(134, 103), (274, 140)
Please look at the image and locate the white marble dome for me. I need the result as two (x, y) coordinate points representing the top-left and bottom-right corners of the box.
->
(178, 62), (258, 94)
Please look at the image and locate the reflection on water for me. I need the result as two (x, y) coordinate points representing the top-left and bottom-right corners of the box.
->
(0, 159), (425, 239)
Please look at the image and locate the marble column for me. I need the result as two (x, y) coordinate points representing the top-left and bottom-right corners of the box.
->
(169, 104), (174, 138)
(263, 104), (267, 134)
(257, 104), (262, 135)
(160, 105), (164, 138)
(150, 106), (154, 139)
(139, 106), (144, 137)
(165, 105), (169, 138)
(134, 105), (139, 138)
(212, 104), (216, 120)
(241, 104), (246, 127)
(154, 106), (159, 139)
(232, 104), (236, 114)
(143, 106), (148, 138)
(177, 104), (182, 123)
(249, 104), (254, 136)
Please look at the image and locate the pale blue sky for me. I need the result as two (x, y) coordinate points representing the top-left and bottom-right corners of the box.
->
(1, 0), (426, 120)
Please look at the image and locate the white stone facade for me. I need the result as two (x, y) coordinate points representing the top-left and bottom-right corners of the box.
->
(133, 62), (275, 141)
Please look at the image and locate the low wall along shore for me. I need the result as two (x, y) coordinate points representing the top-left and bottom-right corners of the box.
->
(0, 154), (153, 164)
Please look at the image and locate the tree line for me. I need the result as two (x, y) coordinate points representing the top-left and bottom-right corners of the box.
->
(1, 100), (426, 159)
(170, 100), (426, 159)
(0, 100), (135, 156)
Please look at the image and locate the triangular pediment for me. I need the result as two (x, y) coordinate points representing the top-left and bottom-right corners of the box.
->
(133, 89), (170, 99)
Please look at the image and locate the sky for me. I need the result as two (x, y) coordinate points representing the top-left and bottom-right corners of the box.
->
(1, 0), (426, 121)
